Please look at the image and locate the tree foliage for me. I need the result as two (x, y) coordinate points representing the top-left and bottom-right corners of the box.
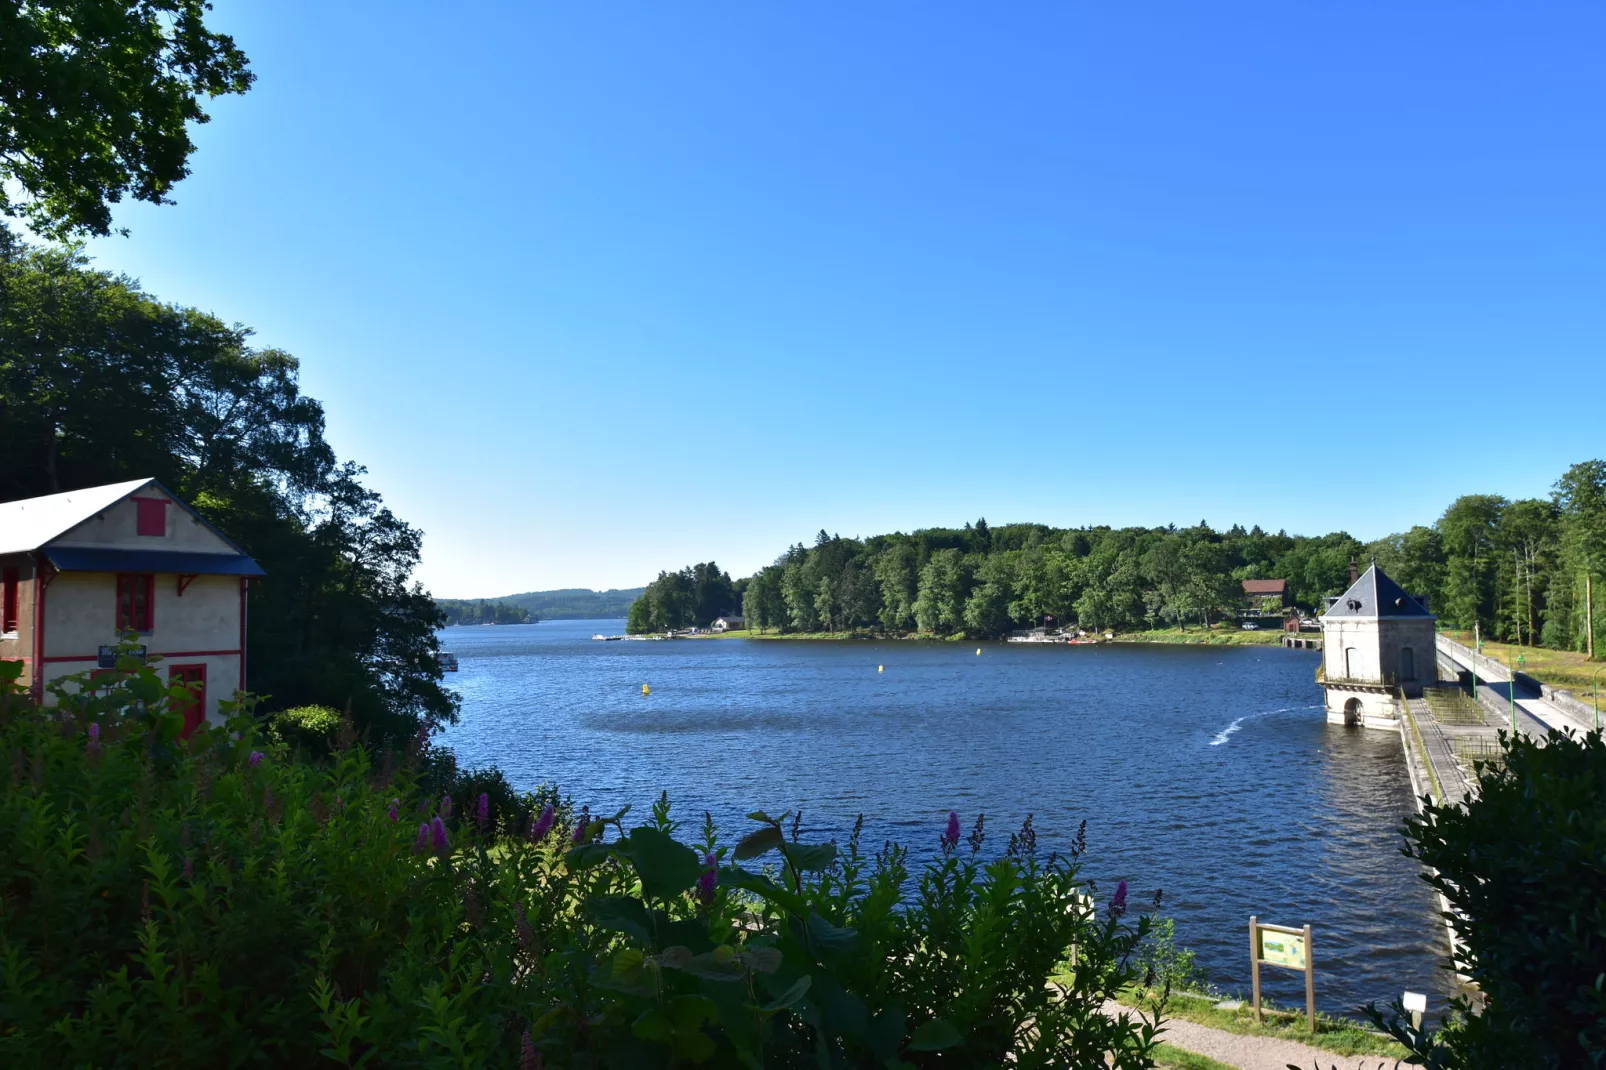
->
(0, 234), (455, 744)
(628, 562), (739, 633)
(437, 598), (534, 626)
(0, 0), (254, 238)
(1370, 727), (1606, 1068)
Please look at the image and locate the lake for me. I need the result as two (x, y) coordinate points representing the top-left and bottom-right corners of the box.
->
(436, 618), (1452, 1016)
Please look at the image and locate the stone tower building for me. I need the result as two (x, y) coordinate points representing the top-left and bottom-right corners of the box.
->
(1318, 563), (1436, 729)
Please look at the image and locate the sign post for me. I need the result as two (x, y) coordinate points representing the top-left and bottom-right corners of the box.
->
(1249, 916), (1315, 1031)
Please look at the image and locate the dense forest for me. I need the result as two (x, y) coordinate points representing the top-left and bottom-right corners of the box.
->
(486, 587), (645, 620)
(438, 599), (534, 626)
(628, 464), (1606, 655)
(0, 232), (455, 745)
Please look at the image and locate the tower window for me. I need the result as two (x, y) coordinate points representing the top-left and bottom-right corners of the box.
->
(1400, 646), (1415, 681)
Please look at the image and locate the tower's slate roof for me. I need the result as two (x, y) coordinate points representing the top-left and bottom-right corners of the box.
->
(1321, 564), (1434, 619)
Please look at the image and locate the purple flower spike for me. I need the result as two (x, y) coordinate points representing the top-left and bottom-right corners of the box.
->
(1111, 880), (1128, 918)
(571, 806), (590, 845)
(941, 810), (961, 852)
(87, 722), (101, 756)
(388, 798), (400, 823)
(477, 792), (490, 830)
(697, 852), (718, 906)
(439, 794), (453, 819)
(530, 804), (555, 842)
(247, 751), (264, 767)
(431, 815), (450, 854)
(520, 1030), (541, 1070)
(414, 823), (430, 853)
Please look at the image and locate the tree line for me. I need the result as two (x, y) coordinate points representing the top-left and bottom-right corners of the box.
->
(438, 599), (534, 626)
(628, 463), (1606, 655)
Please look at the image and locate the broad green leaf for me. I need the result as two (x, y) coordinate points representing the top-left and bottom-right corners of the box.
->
(763, 974), (811, 1012)
(626, 826), (704, 901)
(740, 946), (782, 973)
(591, 895), (653, 943)
(733, 826), (785, 861)
(867, 1002), (908, 1061)
(907, 1018), (962, 1051)
(564, 842), (613, 869)
(786, 842), (837, 872)
(723, 868), (808, 916)
(661, 945), (746, 982)
(632, 1008), (672, 1042)
(805, 911), (859, 953)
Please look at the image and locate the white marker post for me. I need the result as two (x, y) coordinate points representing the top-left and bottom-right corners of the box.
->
(1403, 990), (1427, 1032)
(1249, 917), (1316, 1031)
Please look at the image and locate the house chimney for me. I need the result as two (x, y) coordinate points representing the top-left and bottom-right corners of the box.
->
(1348, 558), (1358, 586)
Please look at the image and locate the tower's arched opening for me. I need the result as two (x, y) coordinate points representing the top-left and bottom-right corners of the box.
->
(1343, 698), (1363, 727)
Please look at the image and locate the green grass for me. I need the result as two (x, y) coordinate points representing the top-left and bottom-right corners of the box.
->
(1441, 630), (1605, 694)
(1111, 626), (1288, 647)
(1152, 1043), (1239, 1070)
(1119, 988), (1410, 1061)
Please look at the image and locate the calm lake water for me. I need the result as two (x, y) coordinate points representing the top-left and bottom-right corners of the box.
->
(437, 618), (1452, 1015)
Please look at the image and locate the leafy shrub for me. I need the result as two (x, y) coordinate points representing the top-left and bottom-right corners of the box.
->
(0, 658), (1165, 1067)
(1369, 728), (1606, 1068)
(267, 703), (343, 752)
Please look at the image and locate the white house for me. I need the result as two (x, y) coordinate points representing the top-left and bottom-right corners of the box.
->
(711, 616), (746, 633)
(0, 478), (264, 735)
(1318, 563), (1436, 729)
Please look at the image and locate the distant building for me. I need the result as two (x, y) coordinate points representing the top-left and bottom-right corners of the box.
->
(0, 479), (264, 735)
(711, 616), (746, 633)
(1241, 578), (1291, 615)
(1318, 563), (1436, 729)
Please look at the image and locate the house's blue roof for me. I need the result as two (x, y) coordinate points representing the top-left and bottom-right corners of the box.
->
(44, 547), (265, 576)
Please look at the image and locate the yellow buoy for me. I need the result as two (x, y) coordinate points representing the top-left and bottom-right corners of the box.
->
(641, 684), (650, 696)
(976, 648), (982, 656)
(878, 664), (884, 673)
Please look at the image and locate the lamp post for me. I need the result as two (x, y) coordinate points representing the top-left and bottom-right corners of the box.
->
(1511, 653), (1525, 737)
(1593, 666), (1602, 733)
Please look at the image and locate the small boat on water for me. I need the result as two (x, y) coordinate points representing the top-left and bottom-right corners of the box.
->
(437, 651), (459, 672)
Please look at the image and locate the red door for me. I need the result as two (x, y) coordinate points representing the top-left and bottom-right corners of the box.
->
(170, 664), (207, 738)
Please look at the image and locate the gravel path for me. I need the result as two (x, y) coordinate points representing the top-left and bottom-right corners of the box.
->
(1105, 1002), (1410, 1070)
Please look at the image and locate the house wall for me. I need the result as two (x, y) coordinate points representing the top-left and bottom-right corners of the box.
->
(1323, 685), (1400, 729)
(1322, 618), (1383, 682)
(51, 489), (239, 555)
(1321, 617), (1439, 696)
(0, 553), (38, 689)
(38, 570), (244, 725)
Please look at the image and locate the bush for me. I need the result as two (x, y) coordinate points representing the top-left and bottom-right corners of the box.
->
(1370, 728), (1606, 1068)
(267, 703), (343, 752)
(0, 658), (1166, 1067)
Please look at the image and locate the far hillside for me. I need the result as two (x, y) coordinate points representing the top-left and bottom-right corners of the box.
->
(473, 587), (645, 620)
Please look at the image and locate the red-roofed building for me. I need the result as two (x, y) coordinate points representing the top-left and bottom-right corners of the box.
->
(1241, 578), (1291, 615)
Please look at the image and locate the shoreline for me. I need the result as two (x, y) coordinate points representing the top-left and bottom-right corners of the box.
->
(673, 627), (1289, 647)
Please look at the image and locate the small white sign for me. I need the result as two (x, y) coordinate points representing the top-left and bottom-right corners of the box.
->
(1403, 991), (1427, 1013)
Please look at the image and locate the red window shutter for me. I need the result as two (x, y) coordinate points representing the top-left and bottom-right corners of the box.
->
(2, 568), (17, 633)
(135, 498), (168, 537)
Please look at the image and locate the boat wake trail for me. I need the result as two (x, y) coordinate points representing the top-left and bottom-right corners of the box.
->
(1210, 704), (1323, 746)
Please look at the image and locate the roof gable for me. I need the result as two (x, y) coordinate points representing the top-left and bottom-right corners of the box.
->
(1321, 564), (1433, 619)
(0, 478), (154, 555)
(0, 479), (262, 577)
(1241, 579), (1287, 594)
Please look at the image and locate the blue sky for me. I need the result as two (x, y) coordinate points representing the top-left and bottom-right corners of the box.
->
(80, 2), (1606, 597)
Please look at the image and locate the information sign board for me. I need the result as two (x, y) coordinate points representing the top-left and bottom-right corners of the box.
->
(97, 645), (146, 669)
(1249, 916), (1315, 1031)
(1258, 929), (1306, 969)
